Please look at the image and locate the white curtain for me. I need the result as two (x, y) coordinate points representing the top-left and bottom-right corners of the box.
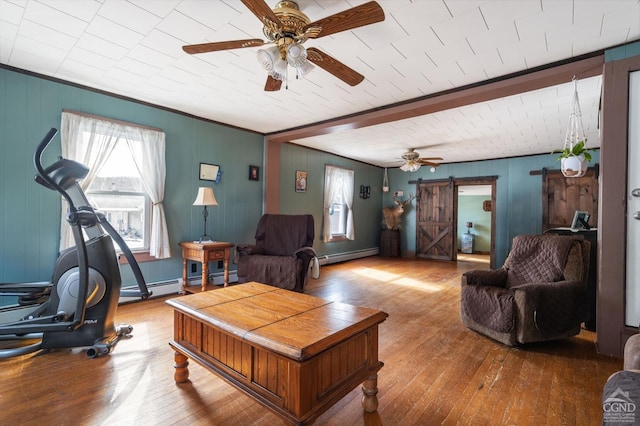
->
(323, 165), (355, 241)
(124, 131), (170, 258)
(343, 169), (354, 239)
(60, 111), (171, 258)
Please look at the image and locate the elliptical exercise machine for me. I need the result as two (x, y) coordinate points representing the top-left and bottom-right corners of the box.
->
(0, 128), (150, 358)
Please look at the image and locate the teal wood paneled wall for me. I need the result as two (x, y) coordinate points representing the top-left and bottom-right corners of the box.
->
(458, 195), (491, 252)
(385, 151), (600, 265)
(278, 143), (383, 256)
(0, 67), (264, 287)
(605, 40), (640, 62)
(0, 65), (603, 290)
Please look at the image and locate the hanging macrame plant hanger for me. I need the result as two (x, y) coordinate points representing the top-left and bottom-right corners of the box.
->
(560, 77), (589, 178)
(382, 168), (389, 192)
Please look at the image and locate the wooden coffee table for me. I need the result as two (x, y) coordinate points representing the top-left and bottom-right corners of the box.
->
(166, 282), (388, 425)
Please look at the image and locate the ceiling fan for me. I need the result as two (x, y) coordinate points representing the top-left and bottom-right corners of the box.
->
(181, 0), (385, 91)
(399, 148), (444, 172)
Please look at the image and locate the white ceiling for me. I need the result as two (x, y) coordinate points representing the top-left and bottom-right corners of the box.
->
(2, 0), (639, 167)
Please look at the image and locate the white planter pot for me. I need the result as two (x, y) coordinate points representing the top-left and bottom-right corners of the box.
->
(561, 155), (587, 178)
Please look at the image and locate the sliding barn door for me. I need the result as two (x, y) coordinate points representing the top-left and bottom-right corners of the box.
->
(543, 170), (599, 230)
(416, 181), (456, 260)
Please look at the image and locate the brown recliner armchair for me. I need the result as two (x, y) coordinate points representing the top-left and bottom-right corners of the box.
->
(460, 234), (590, 346)
(236, 214), (316, 292)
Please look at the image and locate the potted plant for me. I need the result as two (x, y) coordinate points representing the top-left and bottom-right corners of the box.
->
(552, 140), (593, 177)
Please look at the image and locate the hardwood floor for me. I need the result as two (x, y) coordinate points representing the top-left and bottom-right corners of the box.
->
(0, 256), (621, 425)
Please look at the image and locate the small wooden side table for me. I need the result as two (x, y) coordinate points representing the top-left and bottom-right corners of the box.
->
(179, 241), (234, 292)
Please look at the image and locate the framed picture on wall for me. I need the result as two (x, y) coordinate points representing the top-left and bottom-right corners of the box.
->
(295, 170), (307, 192)
(199, 163), (220, 182)
(249, 165), (259, 181)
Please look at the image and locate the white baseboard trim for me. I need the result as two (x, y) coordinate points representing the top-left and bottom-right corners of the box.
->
(317, 247), (379, 265)
(119, 248), (378, 304)
(134, 247), (379, 299)
(119, 271), (239, 303)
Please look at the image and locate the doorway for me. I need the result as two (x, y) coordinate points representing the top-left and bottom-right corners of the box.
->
(415, 176), (497, 268)
(458, 184), (493, 264)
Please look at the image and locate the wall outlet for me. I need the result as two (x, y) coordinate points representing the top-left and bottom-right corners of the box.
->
(191, 263), (197, 273)
(394, 190), (404, 197)
(217, 260), (223, 268)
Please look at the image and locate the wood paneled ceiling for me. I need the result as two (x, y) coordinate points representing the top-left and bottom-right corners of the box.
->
(2, 0), (639, 166)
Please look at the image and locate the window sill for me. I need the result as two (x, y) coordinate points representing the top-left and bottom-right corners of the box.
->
(118, 251), (157, 264)
(328, 236), (349, 242)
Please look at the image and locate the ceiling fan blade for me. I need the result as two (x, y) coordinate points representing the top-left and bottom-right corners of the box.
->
(303, 1), (385, 39)
(412, 143), (450, 150)
(420, 161), (441, 167)
(241, 0), (283, 28)
(182, 39), (265, 54)
(264, 75), (282, 92)
(306, 48), (364, 86)
(419, 157), (444, 161)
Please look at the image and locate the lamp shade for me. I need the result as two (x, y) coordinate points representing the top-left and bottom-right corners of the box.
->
(257, 46), (280, 71)
(193, 187), (218, 206)
(271, 57), (288, 81)
(400, 161), (420, 172)
(286, 43), (307, 67)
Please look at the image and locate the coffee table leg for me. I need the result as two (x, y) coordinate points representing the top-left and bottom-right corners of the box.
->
(174, 351), (190, 383)
(361, 374), (379, 413)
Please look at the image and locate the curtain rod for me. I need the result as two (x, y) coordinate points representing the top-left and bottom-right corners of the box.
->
(62, 109), (164, 133)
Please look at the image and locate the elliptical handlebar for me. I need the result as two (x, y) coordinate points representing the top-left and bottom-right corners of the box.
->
(34, 128), (75, 209)
(94, 210), (150, 300)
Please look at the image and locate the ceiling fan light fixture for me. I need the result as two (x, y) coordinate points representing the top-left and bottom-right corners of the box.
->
(295, 60), (315, 78)
(286, 43), (307, 67)
(256, 46), (281, 71)
(270, 57), (288, 81)
(182, 0), (386, 92)
(400, 160), (420, 172)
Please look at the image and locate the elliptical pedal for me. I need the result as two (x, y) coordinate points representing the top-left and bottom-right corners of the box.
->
(86, 323), (134, 358)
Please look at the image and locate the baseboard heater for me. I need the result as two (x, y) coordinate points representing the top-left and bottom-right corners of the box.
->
(119, 271), (239, 303)
(119, 248), (378, 304)
(317, 247), (379, 266)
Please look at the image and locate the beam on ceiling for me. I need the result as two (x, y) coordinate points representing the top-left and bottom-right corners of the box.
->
(263, 52), (605, 214)
(265, 53), (604, 144)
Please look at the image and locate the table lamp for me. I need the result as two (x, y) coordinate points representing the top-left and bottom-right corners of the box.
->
(193, 187), (218, 242)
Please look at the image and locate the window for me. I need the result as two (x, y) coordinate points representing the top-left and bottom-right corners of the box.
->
(60, 111), (171, 259)
(329, 202), (347, 236)
(323, 165), (355, 241)
(85, 139), (149, 250)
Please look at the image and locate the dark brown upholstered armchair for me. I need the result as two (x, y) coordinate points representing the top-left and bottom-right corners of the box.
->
(236, 214), (316, 292)
(460, 234), (590, 346)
